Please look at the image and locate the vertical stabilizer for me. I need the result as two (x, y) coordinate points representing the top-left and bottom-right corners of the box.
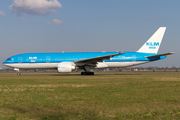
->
(137, 27), (166, 53)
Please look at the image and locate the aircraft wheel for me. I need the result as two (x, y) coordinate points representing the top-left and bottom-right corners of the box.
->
(17, 73), (21, 76)
(81, 72), (86, 75)
(81, 72), (94, 75)
(87, 72), (94, 75)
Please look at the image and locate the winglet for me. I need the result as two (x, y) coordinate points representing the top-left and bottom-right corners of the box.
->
(137, 27), (166, 53)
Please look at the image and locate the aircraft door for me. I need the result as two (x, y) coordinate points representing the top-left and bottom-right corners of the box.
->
(18, 57), (22, 63)
(46, 56), (50, 63)
(132, 55), (136, 62)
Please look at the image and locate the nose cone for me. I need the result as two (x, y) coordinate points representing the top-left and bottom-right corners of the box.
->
(3, 58), (12, 67)
(3, 60), (6, 64)
(3, 60), (8, 66)
(3, 60), (14, 68)
(3, 56), (16, 68)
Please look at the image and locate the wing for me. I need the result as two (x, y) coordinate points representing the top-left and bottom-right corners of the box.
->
(146, 52), (175, 58)
(74, 53), (125, 64)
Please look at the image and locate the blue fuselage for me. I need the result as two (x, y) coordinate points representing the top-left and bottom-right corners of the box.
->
(3, 52), (165, 69)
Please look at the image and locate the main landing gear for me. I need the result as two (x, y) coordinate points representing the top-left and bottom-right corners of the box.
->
(81, 72), (94, 75)
(81, 66), (94, 75)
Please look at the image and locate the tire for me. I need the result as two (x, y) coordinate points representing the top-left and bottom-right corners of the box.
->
(81, 72), (94, 75)
(17, 73), (21, 76)
(81, 72), (86, 75)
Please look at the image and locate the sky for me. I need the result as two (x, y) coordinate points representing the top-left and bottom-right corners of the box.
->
(0, 0), (180, 68)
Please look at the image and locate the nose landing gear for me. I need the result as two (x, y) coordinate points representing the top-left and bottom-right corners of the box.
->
(14, 68), (21, 76)
(17, 72), (21, 76)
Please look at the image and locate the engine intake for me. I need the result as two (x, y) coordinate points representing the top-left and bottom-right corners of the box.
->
(57, 62), (75, 73)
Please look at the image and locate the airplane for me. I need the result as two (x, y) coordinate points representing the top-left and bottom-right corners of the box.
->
(3, 27), (174, 75)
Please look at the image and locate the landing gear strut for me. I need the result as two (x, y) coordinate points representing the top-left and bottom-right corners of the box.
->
(17, 72), (21, 76)
(81, 72), (94, 75)
(81, 66), (94, 75)
(14, 68), (21, 76)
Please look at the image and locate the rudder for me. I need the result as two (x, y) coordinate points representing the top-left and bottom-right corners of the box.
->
(137, 27), (166, 53)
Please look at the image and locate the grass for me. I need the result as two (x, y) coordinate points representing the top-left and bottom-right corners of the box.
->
(0, 71), (180, 119)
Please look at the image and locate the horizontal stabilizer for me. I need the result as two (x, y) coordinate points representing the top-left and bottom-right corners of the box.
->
(146, 52), (175, 58)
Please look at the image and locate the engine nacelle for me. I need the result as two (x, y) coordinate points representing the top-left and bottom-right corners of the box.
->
(57, 62), (75, 73)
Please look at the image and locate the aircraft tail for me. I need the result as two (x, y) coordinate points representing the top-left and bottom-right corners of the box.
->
(137, 27), (166, 53)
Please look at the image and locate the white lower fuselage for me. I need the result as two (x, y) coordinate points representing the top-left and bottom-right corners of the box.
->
(4, 61), (149, 69)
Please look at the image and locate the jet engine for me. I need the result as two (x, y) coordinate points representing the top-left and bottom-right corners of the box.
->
(57, 62), (75, 73)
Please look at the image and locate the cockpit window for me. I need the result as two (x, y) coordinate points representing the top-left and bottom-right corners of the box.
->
(6, 58), (11, 61)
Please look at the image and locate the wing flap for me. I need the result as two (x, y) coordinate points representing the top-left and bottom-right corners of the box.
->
(75, 53), (125, 63)
(146, 52), (175, 58)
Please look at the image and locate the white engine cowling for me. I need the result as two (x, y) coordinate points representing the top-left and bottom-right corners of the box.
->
(57, 62), (75, 73)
